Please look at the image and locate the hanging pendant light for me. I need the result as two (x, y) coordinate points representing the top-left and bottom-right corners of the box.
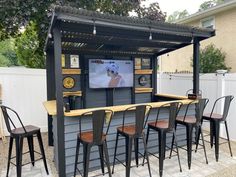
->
(93, 20), (96, 35)
(149, 27), (152, 40)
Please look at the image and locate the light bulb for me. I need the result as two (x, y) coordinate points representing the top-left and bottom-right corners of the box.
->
(149, 32), (152, 40)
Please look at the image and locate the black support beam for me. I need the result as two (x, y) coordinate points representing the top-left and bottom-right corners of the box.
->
(193, 38), (200, 95)
(53, 25), (66, 177)
(46, 50), (55, 146)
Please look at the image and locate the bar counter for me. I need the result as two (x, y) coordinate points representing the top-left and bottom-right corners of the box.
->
(43, 94), (196, 176)
(43, 93), (190, 117)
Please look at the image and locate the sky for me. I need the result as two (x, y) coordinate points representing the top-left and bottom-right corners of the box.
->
(143, 0), (207, 16)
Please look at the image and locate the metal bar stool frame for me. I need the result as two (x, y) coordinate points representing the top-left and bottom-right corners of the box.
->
(1, 105), (49, 177)
(73, 109), (114, 177)
(112, 104), (152, 177)
(170, 98), (209, 169)
(143, 102), (183, 177)
(197, 95), (234, 162)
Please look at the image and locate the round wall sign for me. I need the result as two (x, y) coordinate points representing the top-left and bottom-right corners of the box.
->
(138, 75), (148, 86)
(63, 77), (75, 89)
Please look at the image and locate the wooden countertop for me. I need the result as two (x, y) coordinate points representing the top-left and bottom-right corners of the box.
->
(155, 93), (188, 100)
(43, 95), (195, 117)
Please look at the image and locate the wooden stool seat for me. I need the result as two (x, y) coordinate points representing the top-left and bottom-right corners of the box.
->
(148, 120), (169, 129)
(203, 113), (222, 120)
(176, 116), (196, 124)
(11, 125), (40, 135)
(117, 125), (136, 136)
(79, 131), (106, 143)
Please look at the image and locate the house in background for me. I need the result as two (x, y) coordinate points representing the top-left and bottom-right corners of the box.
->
(159, 0), (236, 72)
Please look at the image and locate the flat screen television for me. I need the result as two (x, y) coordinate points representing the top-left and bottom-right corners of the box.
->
(89, 59), (134, 88)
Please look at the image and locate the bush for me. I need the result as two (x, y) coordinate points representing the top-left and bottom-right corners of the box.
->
(192, 44), (230, 73)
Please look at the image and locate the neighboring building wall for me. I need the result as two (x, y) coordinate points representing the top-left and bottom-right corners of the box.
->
(160, 8), (236, 72)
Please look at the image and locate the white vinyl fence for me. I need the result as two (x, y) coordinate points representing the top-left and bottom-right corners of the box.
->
(0, 67), (47, 136)
(0, 68), (235, 141)
(157, 73), (236, 141)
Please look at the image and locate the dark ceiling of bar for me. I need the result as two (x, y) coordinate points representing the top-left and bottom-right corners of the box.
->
(45, 6), (215, 56)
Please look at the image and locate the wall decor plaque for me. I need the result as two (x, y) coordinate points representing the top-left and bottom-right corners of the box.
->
(138, 75), (148, 86)
(135, 58), (142, 69)
(70, 55), (80, 68)
(63, 77), (75, 89)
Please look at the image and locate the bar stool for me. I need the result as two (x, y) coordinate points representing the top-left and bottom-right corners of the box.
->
(197, 95), (234, 162)
(170, 99), (209, 170)
(74, 109), (113, 177)
(0, 105), (49, 177)
(112, 105), (152, 177)
(144, 102), (182, 177)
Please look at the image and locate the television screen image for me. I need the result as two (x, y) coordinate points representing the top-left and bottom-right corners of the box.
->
(89, 59), (134, 88)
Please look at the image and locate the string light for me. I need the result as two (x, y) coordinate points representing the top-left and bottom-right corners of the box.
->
(93, 20), (96, 35)
(149, 27), (152, 40)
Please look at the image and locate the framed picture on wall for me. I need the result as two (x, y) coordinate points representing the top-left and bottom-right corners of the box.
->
(135, 58), (142, 69)
(70, 55), (80, 68)
(61, 54), (65, 68)
(141, 58), (150, 69)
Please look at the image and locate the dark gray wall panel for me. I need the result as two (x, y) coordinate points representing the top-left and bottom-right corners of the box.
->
(52, 105), (196, 177)
(135, 93), (152, 103)
(113, 88), (132, 105)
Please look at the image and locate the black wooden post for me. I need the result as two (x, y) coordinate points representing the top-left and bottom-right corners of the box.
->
(46, 50), (55, 146)
(152, 55), (158, 100)
(53, 25), (66, 177)
(193, 38), (200, 95)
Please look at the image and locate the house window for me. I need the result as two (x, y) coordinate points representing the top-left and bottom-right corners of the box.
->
(201, 17), (215, 29)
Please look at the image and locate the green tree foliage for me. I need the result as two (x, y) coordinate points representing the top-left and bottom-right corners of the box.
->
(198, 0), (224, 11)
(136, 2), (166, 21)
(167, 10), (189, 23)
(0, 0), (166, 68)
(15, 22), (45, 68)
(0, 38), (18, 67)
(192, 44), (230, 73)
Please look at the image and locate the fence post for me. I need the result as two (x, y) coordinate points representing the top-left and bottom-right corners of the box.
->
(216, 73), (226, 138)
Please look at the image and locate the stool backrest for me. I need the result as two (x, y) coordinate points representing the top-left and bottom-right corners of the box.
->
(195, 98), (209, 126)
(210, 95), (234, 121)
(168, 102), (183, 130)
(0, 105), (27, 134)
(153, 102), (182, 131)
(79, 109), (113, 145)
(122, 105), (152, 136)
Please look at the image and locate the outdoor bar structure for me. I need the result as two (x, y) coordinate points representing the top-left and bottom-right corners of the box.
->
(43, 6), (215, 177)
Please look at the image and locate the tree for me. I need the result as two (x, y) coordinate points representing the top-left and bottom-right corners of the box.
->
(15, 22), (45, 68)
(0, 38), (18, 67)
(198, 0), (224, 11)
(136, 2), (166, 21)
(167, 10), (189, 23)
(0, 0), (165, 68)
(192, 44), (230, 73)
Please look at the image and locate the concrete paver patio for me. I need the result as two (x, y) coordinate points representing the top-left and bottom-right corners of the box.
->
(1, 133), (236, 177)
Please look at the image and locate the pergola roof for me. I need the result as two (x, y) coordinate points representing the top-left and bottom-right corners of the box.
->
(45, 6), (215, 56)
